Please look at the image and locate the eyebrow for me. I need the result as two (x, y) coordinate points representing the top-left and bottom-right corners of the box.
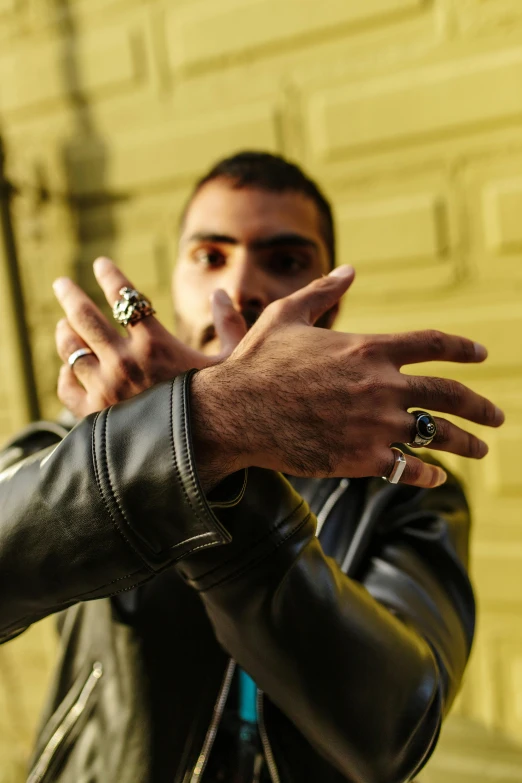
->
(186, 232), (319, 252)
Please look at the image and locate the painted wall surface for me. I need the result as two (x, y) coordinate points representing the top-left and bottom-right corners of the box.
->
(0, 0), (521, 779)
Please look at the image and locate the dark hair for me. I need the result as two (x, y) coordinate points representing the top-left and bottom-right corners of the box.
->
(182, 151), (336, 267)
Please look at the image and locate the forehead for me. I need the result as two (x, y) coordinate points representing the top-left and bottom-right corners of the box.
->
(181, 180), (323, 244)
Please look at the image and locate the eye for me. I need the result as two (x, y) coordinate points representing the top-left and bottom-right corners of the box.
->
(268, 252), (309, 276)
(193, 247), (226, 269)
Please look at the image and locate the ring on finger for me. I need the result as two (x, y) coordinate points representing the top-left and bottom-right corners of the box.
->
(68, 347), (95, 369)
(112, 286), (155, 327)
(407, 409), (437, 447)
(382, 447), (407, 484)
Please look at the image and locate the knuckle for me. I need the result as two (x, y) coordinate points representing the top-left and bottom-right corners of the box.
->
(114, 355), (145, 387)
(377, 452), (394, 478)
(433, 417), (448, 443)
(467, 432), (483, 459)
(482, 397), (497, 425)
(425, 329), (446, 356)
(352, 338), (380, 364)
(76, 301), (93, 324)
(459, 337), (476, 362)
(443, 379), (464, 407)
(406, 458), (423, 482)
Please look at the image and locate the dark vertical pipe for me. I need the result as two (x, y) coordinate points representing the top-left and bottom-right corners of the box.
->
(0, 137), (41, 421)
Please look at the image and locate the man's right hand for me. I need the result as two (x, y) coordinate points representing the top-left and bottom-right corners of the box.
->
(191, 266), (504, 490)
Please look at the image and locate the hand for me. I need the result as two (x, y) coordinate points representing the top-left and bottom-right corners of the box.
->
(53, 257), (247, 418)
(191, 266), (505, 490)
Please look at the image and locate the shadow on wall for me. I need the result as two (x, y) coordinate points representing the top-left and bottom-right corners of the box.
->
(0, 6), (127, 781)
(0, 134), (40, 422)
(54, 0), (126, 294)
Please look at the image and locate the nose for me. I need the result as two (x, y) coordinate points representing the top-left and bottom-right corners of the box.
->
(221, 254), (269, 315)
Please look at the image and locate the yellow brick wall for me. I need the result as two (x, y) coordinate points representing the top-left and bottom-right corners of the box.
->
(0, 0), (521, 778)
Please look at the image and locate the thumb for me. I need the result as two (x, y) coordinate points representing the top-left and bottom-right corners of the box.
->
(283, 265), (355, 326)
(211, 289), (248, 358)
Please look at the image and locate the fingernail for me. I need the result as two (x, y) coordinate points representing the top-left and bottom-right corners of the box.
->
(212, 289), (232, 306)
(328, 265), (355, 279)
(93, 256), (112, 273)
(474, 342), (488, 361)
(494, 405), (505, 425)
(52, 277), (71, 298)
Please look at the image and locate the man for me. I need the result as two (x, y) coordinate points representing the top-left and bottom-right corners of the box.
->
(0, 152), (503, 783)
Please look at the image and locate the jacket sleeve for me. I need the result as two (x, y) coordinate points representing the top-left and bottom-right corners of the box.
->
(0, 377), (242, 643)
(177, 390), (475, 782)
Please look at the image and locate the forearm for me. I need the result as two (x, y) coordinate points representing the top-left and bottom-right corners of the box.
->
(0, 377), (231, 641)
(190, 366), (246, 492)
(177, 469), (445, 783)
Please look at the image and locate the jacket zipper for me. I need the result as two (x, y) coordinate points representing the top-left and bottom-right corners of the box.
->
(255, 478), (351, 783)
(188, 479), (352, 783)
(315, 478), (350, 537)
(257, 690), (281, 783)
(27, 661), (103, 783)
(189, 658), (236, 783)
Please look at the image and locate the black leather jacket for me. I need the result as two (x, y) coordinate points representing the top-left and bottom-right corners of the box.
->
(0, 373), (475, 783)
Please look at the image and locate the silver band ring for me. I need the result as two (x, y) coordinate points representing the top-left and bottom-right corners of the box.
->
(68, 348), (94, 368)
(382, 447), (407, 485)
(112, 286), (155, 327)
(408, 410), (437, 447)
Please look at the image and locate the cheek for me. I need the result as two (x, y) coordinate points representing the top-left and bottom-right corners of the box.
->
(172, 267), (210, 322)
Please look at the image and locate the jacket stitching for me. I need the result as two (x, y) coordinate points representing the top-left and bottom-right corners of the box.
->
(0, 566), (149, 638)
(179, 375), (223, 533)
(102, 409), (133, 529)
(194, 512), (312, 592)
(169, 380), (205, 527)
(187, 499), (306, 582)
(94, 403), (218, 563)
(0, 528), (233, 639)
(95, 409), (153, 572)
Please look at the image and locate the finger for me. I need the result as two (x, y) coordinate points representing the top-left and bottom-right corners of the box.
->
(57, 364), (90, 419)
(278, 265), (355, 326)
(211, 290), (248, 358)
(53, 276), (120, 351)
(381, 329), (488, 367)
(380, 449), (447, 489)
(93, 257), (160, 335)
(55, 318), (93, 363)
(405, 375), (505, 428)
(400, 413), (489, 459)
(55, 319), (100, 387)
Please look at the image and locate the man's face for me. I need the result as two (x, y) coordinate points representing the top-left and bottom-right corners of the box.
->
(173, 179), (333, 354)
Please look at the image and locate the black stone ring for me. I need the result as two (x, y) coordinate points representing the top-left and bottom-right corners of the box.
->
(409, 410), (437, 447)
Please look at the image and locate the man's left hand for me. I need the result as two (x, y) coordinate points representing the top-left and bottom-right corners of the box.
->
(53, 257), (246, 419)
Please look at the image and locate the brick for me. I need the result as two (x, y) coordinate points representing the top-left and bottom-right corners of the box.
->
(473, 543), (522, 604)
(486, 427), (522, 496)
(483, 180), (522, 253)
(337, 193), (448, 266)
(79, 235), (164, 292)
(0, 25), (140, 113)
(308, 47), (522, 159)
(0, 0), (16, 13)
(71, 102), (278, 192)
(167, 0), (424, 70)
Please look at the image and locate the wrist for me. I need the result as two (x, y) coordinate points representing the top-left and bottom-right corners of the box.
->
(189, 365), (247, 492)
